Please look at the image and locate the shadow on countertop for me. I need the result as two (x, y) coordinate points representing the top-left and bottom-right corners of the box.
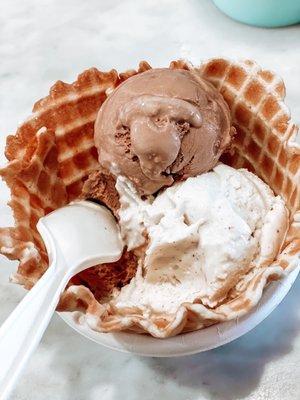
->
(145, 275), (300, 400)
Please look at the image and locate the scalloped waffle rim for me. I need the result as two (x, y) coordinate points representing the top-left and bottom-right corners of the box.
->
(0, 59), (299, 338)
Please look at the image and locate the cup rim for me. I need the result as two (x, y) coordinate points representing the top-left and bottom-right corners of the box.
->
(59, 266), (299, 357)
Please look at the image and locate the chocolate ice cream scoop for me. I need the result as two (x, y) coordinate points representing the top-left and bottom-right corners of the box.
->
(95, 68), (234, 195)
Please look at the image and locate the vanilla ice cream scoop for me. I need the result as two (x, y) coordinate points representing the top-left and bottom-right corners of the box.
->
(95, 68), (235, 195)
(113, 164), (288, 313)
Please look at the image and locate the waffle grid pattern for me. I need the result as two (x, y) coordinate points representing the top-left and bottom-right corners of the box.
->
(0, 59), (299, 337)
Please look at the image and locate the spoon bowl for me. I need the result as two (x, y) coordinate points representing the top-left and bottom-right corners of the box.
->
(37, 201), (123, 273)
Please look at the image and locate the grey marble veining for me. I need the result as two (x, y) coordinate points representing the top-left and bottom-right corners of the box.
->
(0, 1), (299, 399)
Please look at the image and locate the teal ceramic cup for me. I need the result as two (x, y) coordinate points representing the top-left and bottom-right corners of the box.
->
(213, 0), (300, 27)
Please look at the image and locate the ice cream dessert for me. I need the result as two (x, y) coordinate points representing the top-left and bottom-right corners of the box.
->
(80, 67), (289, 323)
(78, 67), (237, 302)
(1, 59), (299, 338)
(95, 68), (235, 194)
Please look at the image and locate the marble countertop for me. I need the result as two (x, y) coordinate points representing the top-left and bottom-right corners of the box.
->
(0, 0), (299, 399)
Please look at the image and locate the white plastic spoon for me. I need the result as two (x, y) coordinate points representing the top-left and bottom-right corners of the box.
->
(0, 201), (123, 400)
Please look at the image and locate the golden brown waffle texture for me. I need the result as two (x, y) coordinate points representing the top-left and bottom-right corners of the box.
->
(0, 59), (299, 337)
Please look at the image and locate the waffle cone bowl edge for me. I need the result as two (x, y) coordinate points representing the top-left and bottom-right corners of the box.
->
(0, 59), (299, 338)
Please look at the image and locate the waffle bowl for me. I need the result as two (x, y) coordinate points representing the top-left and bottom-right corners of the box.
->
(0, 59), (299, 342)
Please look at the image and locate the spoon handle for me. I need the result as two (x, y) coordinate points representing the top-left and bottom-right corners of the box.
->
(0, 256), (70, 400)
